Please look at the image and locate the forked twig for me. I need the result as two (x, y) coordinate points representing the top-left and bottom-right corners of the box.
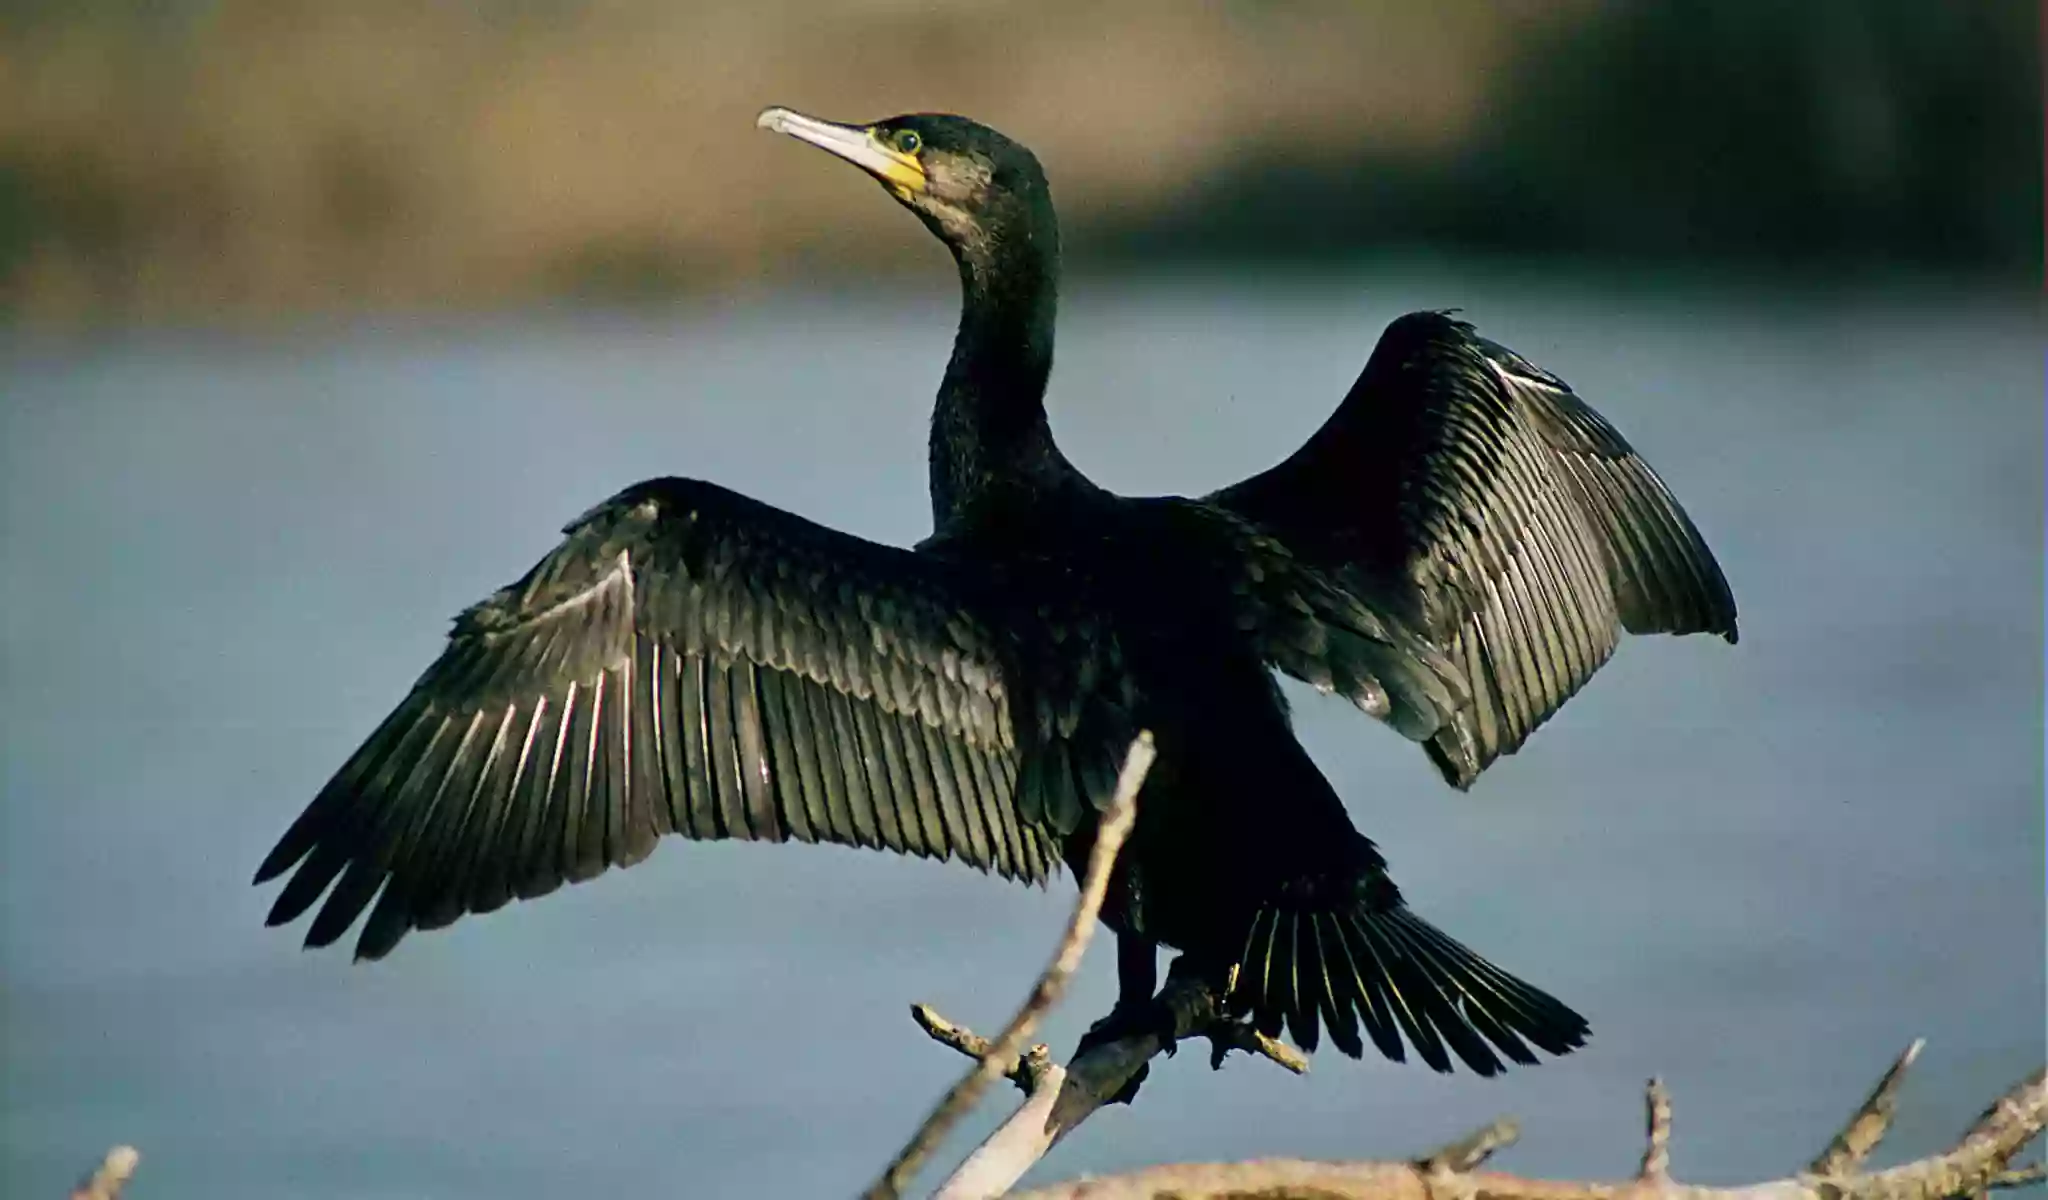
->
(1416, 1118), (1521, 1175)
(917, 959), (1309, 1200)
(864, 732), (1156, 1200)
(1639, 1076), (1674, 1182)
(1810, 1038), (1925, 1174)
(999, 1052), (2046, 1200)
(68, 1146), (139, 1200)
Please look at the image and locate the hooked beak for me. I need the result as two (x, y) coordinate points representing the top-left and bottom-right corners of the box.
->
(757, 107), (927, 196)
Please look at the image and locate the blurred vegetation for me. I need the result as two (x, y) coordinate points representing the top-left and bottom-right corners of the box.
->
(1103, 1), (2040, 274)
(0, 0), (2035, 326)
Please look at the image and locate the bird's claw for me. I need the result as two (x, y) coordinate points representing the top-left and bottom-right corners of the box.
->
(1076, 998), (1181, 1105)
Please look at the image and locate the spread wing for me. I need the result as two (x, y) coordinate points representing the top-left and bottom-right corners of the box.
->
(255, 476), (1098, 961)
(1209, 311), (1737, 787)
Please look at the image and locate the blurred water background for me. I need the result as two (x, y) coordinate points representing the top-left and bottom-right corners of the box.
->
(2, 2), (2042, 1198)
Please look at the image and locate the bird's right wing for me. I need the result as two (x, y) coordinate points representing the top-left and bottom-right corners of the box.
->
(255, 476), (1105, 961)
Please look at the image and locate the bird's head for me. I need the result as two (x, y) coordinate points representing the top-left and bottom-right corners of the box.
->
(757, 107), (1055, 271)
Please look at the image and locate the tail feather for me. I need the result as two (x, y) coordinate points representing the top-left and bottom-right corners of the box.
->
(1324, 911), (1407, 1061)
(1350, 910), (1456, 1069)
(1287, 910), (1323, 1053)
(1310, 916), (1365, 1057)
(1233, 897), (1588, 1075)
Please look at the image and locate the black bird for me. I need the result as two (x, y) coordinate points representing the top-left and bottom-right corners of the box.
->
(255, 109), (1736, 1078)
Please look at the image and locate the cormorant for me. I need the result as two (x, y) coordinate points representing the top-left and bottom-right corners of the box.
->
(255, 109), (1737, 1078)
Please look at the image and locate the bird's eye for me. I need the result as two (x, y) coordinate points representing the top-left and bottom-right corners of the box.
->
(891, 129), (923, 155)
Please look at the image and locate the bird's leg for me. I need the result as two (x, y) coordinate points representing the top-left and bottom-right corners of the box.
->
(1115, 929), (1159, 1011)
(1073, 933), (1177, 1105)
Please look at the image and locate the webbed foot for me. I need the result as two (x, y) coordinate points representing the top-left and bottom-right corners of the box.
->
(1074, 997), (1180, 1105)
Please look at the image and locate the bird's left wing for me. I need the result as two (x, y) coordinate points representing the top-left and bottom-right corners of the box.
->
(1208, 311), (1737, 787)
(255, 476), (1073, 961)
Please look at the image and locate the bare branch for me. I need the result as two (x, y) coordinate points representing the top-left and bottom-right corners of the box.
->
(922, 963), (1310, 1200)
(1639, 1077), (1673, 1182)
(865, 731), (1156, 1200)
(1001, 1057), (2046, 1200)
(1963, 1068), (2048, 1148)
(937, 1061), (1077, 1200)
(916, 968), (1304, 1083)
(909, 1003), (1057, 1093)
(1989, 1162), (2044, 1190)
(69, 1146), (139, 1200)
(910, 1002), (1003, 1064)
(1015, 1159), (1436, 1200)
(1199, 1010), (1310, 1075)
(870, 757), (2039, 1200)
(1416, 1118), (1521, 1174)
(1810, 1039), (1925, 1174)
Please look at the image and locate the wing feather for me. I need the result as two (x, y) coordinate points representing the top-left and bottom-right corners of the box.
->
(755, 666), (817, 844)
(257, 476), (1100, 959)
(1209, 310), (1736, 786)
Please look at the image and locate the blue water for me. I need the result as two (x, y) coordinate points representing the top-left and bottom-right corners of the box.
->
(3, 270), (2041, 1197)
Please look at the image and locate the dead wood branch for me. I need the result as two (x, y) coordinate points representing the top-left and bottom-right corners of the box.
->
(1000, 1054), (2046, 1200)
(884, 722), (1307, 1200)
(69, 1146), (138, 1200)
(1810, 1039), (1925, 1175)
(917, 958), (1308, 1200)
(1417, 1118), (1521, 1175)
(865, 732), (1157, 1200)
(910, 1003), (1059, 1094)
(863, 752), (2039, 1200)
(1639, 1077), (1674, 1182)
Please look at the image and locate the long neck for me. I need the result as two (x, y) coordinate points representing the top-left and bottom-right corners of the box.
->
(929, 222), (1064, 529)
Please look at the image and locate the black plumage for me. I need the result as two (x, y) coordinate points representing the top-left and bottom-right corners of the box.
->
(256, 109), (1737, 1076)
(1211, 311), (1739, 786)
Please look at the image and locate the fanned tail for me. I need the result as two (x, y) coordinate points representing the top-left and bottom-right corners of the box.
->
(1229, 893), (1588, 1075)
